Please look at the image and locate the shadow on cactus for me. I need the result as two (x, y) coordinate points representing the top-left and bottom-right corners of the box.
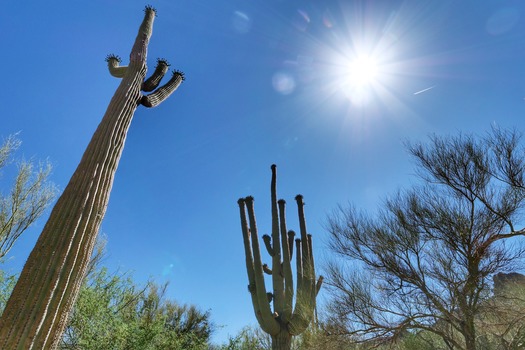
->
(237, 164), (323, 350)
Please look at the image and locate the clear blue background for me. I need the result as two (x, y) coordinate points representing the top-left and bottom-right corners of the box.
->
(1, 0), (524, 343)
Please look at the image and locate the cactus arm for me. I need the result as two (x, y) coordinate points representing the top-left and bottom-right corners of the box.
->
(288, 196), (316, 336)
(238, 198), (265, 328)
(106, 55), (128, 78)
(270, 165), (285, 318)
(278, 201), (290, 262)
(288, 239), (311, 335)
(297, 197), (314, 305)
(307, 233), (315, 293)
(289, 238), (305, 332)
(141, 70), (184, 107)
(295, 195), (313, 333)
(316, 276), (324, 295)
(142, 58), (170, 92)
(287, 230), (295, 260)
(262, 235), (274, 256)
(244, 196), (280, 335)
(296, 195), (310, 274)
(278, 200), (294, 323)
(307, 234), (316, 305)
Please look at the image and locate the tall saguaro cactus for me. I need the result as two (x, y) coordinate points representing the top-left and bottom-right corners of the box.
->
(238, 165), (323, 350)
(0, 7), (184, 349)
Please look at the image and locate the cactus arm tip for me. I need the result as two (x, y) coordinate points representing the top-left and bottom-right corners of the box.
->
(173, 69), (186, 81)
(105, 54), (122, 63)
(105, 54), (127, 78)
(142, 58), (171, 92)
(262, 234), (274, 256)
(144, 5), (157, 16)
(267, 293), (274, 303)
(157, 58), (171, 66)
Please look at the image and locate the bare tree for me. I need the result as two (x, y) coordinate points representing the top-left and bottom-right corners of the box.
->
(325, 127), (525, 350)
(0, 134), (57, 260)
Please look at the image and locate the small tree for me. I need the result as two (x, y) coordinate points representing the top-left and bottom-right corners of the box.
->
(326, 128), (525, 350)
(55, 237), (212, 350)
(61, 269), (212, 350)
(237, 165), (323, 350)
(0, 135), (57, 260)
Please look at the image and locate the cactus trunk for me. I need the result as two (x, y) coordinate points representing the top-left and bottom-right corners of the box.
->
(272, 331), (292, 350)
(0, 7), (183, 349)
(238, 165), (323, 350)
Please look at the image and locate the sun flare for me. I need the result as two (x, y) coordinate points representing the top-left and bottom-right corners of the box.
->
(337, 54), (383, 106)
(347, 56), (379, 87)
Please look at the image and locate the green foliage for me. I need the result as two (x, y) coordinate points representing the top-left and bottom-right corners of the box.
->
(0, 134), (57, 260)
(294, 326), (356, 350)
(1, 267), (212, 350)
(0, 133), (55, 320)
(0, 237), (211, 350)
(213, 324), (360, 350)
(0, 270), (16, 313)
(60, 264), (212, 349)
(213, 326), (270, 350)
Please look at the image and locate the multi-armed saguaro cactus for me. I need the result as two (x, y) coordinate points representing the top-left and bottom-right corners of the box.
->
(0, 6), (183, 349)
(238, 165), (323, 350)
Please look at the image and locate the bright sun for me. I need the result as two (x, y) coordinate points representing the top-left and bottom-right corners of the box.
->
(347, 56), (379, 87)
(337, 54), (382, 106)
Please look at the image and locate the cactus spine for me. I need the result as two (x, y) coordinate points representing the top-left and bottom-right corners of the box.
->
(238, 165), (323, 350)
(0, 6), (183, 349)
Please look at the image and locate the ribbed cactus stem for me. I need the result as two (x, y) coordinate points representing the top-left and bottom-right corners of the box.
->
(238, 165), (322, 350)
(295, 195), (310, 271)
(0, 7), (184, 349)
(141, 71), (184, 107)
(142, 58), (170, 92)
(238, 198), (264, 328)
(243, 196), (280, 335)
(270, 165), (285, 318)
(278, 199), (294, 323)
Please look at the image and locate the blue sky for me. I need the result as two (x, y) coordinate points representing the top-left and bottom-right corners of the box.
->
(2, 0), (525, 344)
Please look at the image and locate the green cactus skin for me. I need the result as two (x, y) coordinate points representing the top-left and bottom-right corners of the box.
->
(0, 7), (184, 350)
(238, 165), (323, 350)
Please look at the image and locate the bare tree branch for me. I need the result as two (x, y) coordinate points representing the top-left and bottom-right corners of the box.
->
(326, 128), (525, 350)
